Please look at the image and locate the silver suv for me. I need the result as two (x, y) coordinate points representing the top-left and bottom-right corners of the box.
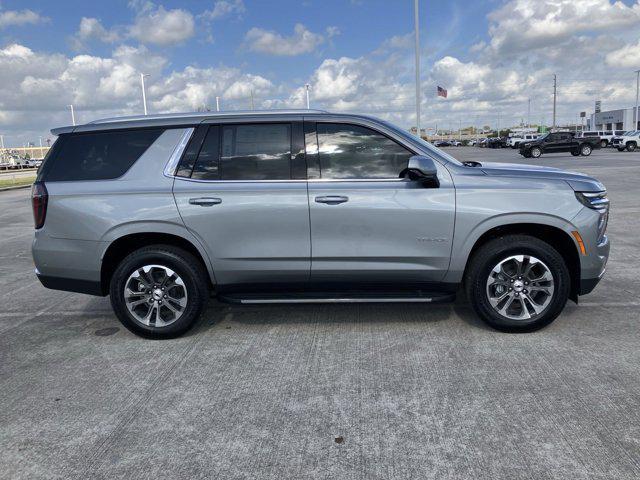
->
(32, 110), (610, 338)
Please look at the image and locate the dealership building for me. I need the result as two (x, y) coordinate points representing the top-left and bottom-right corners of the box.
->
(587, 106), (639, 131)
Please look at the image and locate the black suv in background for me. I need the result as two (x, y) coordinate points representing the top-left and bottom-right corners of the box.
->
(519, 132), (601, 158)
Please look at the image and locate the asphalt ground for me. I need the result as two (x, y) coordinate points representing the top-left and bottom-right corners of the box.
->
(1, 147), (639, 479)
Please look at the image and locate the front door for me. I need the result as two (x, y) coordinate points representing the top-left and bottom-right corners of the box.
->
(173, 121), (310, 286)
(305, 121), (455, 284)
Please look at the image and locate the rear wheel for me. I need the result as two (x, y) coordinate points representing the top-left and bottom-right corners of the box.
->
(627, 142), (636, 152)
(110, 245), (209, 338)
(465, 235), (570, 332)
(600, 139), (608, 148)
(580, 144), (592, 156)
(530, 147), (542, 158)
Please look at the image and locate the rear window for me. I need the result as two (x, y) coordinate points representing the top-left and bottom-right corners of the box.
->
(41, 128), (163, 182)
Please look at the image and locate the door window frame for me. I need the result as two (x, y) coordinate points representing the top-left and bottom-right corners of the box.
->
(304, 120), (418, 182)
(172, 118), (307, 183)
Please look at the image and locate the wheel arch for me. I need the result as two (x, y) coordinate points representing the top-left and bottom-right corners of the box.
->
(100, 232), (214, 295)
(461, 223), (581, 302)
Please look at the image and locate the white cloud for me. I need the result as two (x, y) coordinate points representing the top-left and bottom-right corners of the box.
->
(606, 39), (640, 68)
(245, 24), (325, 56)
(487, 0), (640, 55)
(201, 0), (245, 20)
(0, 9), (48, 28)
(72, 17), (120, 48)
(129, 5), (195, 46)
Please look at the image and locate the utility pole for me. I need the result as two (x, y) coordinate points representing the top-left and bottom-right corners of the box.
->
(39, 137), (44, 159)
(635, 69), (640, 130)
(552, 74), (557, 131)
(527, 97), (531, 128)
(304, 84), (311, 109)
(67, 105), (76, 125)
(250, 89), (255, 110)
(0, 135), (4, 150)
(140, 73), (150, 115)
(216, 96), (220, 112)
(414, 0), (421, 138)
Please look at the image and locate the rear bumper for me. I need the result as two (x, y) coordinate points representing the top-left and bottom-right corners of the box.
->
(35, 269), (104, 296)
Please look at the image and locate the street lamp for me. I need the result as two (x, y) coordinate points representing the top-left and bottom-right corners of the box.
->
(635, 69), (639, 130)
(140, 73), (150, 115)
(304, 84), (311, 109)
(67, 105), (76, 126)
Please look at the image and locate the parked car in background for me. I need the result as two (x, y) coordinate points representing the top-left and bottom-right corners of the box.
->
(579, 130), (626, 148)
(611, 131), (639, 152)
(519, 132), (601, 158)
(32, 110), (609, 338)
(509, 133), (540, 149)
(433, 140), (452, 147)
(487, 137), (508, 148)
(450, 140), (462, 147)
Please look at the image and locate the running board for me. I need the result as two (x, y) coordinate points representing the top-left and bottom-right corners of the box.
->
(217, 291), (456, 305)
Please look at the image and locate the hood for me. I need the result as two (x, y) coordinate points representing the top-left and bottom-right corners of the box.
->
(479, 161), (605, 192)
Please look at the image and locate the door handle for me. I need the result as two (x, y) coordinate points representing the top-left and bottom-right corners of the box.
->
(315, 195), (349, 205)
(189, 197), (222, 206)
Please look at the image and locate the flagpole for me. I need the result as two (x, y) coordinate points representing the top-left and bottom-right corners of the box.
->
(414, 0), (421, 138)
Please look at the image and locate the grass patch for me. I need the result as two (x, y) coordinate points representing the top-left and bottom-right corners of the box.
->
(0, 175), (36, 188)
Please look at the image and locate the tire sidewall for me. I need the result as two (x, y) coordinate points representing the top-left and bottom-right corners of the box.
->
(627, 142), (636, 152)
(110, 247), (207, 338)
(467, 237), (570, 332)
(531, 147), (542, 158)
(581, 145), (591, 156)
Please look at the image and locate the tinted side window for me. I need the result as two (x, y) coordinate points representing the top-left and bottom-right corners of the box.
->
(44, 129), (163, 182)
(191, 126), (220, 180)
(317, 123), (412, 179)
(220, 124), (291, 180)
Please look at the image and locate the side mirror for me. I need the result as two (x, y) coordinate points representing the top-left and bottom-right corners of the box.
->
(400, 155), (440, 187)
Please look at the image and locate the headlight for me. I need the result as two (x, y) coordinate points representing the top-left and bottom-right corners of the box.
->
(576, 191), (609, 243)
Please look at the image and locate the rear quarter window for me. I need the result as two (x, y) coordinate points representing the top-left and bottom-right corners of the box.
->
(41, 128), (164, 182)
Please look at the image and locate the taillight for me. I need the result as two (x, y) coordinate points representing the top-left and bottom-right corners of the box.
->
(31, 182), (48, 229)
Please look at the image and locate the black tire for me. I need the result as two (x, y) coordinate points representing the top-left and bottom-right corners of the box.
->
(109, 245), (209, 339)
(627, 142), (636, 152)
(618, 148), (626, 152)
(522, 151), (532, 158)
(570, 150), (580, 156)
(465, 235), (570, 332)
(580, 144), (592, 156)
(600, 139), (608, 148)
(530, 146), (542, 158)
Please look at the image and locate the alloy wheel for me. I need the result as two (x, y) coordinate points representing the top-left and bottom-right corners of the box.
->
(124, 264), (188, 327)
(486, 255), (555, 321)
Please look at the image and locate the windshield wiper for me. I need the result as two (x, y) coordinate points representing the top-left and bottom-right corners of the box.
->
(463, 161), (482, 167)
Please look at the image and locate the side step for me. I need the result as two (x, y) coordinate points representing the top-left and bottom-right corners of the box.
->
(217, 291), (456, 305)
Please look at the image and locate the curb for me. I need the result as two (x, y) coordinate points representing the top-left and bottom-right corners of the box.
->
(0, 184), (32, 192)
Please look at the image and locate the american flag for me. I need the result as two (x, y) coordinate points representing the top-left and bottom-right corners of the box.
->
(437, 86), (448, 98)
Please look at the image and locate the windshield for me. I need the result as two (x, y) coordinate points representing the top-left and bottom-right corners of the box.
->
(624, 131), (637, 136)
(537, 133), (549, 141)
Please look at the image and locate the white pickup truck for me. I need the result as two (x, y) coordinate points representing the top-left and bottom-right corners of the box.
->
(509, 133), (540, 148)
(611, 131), (639, 152)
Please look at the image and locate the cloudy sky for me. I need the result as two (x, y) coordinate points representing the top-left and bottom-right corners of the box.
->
(1, 0), (640, 145)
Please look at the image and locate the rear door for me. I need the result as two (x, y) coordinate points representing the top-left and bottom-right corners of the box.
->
(173, 119), (311, 286)
(305, 120), (455, 284)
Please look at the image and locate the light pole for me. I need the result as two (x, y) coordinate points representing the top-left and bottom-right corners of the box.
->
(552, 74), (557, 131)
(635, 69), (640, 130)
(414, 0), (421, 138)
(39, 137), (44, 159)
(140, 73), (150, 115)
(67, 105), (76, 126)
(304, 84), (311, 109)
(527, 97), (531, 128)
(216, 96), (220, 112)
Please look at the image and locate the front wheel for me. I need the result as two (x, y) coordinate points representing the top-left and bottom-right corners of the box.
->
(627, 142), (636, 152)
(465, 235), (570, 332)
(600, 140), (608, 148)
(530, 147), (542, 158)
(581, 144), (592, 156)
(110, 245), (209, 338)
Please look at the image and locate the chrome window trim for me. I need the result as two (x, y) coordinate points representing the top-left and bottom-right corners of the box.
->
(163, 127), (195, 178)
(171, 177), (405, 184)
